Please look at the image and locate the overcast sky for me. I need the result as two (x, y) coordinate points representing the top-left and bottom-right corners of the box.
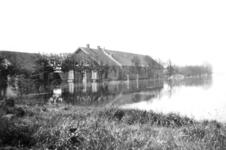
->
(0, 0), (225, 72)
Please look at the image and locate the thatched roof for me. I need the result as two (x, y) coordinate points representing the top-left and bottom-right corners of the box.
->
(0, 51), (38, 72)
(76, 47), (161, 68)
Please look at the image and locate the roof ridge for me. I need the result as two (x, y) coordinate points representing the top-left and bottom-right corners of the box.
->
(83, 47), (97, 54)
(101, 49), (122, 68)
(0, 50), (36, 55)
(105, 49), (147, 56)
(80, 47), (145, 57)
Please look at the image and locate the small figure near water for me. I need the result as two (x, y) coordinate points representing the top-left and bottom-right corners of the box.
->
(48, 87), (63, 104)
(48, 96), (63, 104)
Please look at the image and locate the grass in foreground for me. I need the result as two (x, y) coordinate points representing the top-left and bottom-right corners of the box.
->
(0, 104), (226, 150)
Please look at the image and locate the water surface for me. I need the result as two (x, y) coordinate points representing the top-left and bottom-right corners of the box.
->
(1, 74), (225, 122)
(123, 74), (226, 122)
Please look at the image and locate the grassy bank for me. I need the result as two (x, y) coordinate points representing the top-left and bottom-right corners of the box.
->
(0, 104), (226, 150)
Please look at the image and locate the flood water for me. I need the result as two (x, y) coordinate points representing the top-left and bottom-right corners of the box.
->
(122, 74), (226, 123)
(1, 74), (226, 122)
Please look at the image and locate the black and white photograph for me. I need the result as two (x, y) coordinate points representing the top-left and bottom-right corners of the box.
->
(0, 0), (225, 149)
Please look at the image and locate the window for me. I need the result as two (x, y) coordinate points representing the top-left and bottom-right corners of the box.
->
(92, 71), (98, 79)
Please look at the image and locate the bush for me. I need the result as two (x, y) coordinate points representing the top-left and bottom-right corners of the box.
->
(5, 98), (15, 107)
(18, 76), (37, 95)
(0, 118), (36, 147)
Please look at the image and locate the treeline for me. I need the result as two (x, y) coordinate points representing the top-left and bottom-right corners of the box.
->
(165, 60), (213, 77)
(1, 51), (213, 85)
(175, 65), (212, 77)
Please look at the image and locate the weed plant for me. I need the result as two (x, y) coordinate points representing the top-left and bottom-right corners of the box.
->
(0, 105), (226, 149)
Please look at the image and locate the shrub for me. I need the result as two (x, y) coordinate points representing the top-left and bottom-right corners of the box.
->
(0, 118), (37, 147)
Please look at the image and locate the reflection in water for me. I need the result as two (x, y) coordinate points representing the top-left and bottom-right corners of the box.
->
(48, 88), (63, 104)
(68, 83), (74, 94)
(0, 85), (17, 98)
(165, 76), (213, 89)
(61, 79), (164, 106)
(162, 76), (213, 98)
(91, 82), (98, 93)
(0, 80), (54, 105)
(2, 75), (225, 123)
(123, 75), (226, 123)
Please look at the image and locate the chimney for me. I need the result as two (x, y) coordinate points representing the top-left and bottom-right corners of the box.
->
(86, 44), (90, 49)
(97, 46), (101, 50)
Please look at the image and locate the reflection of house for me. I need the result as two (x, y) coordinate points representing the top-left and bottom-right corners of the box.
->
(61, 79), (164, 106)
(64, 45), (163, 82)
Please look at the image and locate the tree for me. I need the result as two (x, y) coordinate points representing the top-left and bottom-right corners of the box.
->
(131, 56), (141, 74)
(34, 53), (54, 74)
(0, 56), (17, 84)
(93, 60), (112, 81)
(166, 59), (175, 78)
(62, 54), (94, 83)
(61, 54), (75, 73)
(144, 56), (163, 78)
(176, 63), (213, 77)
(202, 61), (213, 75)
(48, 53), (68, 71)
(0, 56), (7, 83)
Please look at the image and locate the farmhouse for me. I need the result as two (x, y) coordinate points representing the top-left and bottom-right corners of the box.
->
(65, 45), (163, 82)
(0, 51), (60, 81)
(0, 51), (37, 72)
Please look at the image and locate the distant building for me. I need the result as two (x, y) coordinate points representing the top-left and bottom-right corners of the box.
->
(63, 45), (163, 82)
(0, 48), (163, 83)
(0, 51), (37, 72)
(0, 51), (60, 81)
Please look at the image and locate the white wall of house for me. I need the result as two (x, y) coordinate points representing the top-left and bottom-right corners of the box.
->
(82, 71), (87, 83)
(91, 71), (98, 80)
(68, 82), (74, 94)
